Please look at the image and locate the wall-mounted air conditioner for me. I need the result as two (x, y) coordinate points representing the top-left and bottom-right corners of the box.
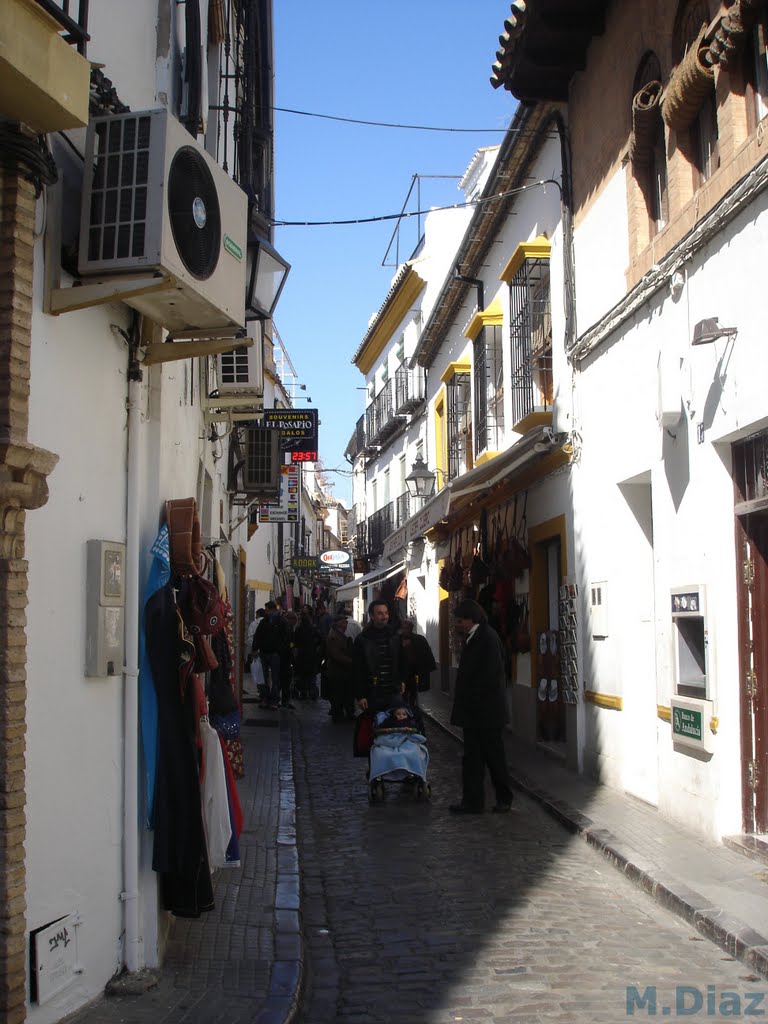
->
(229, 422), (280, 498)
(78, 108), (247, 334)
(217, 322), (263, 396)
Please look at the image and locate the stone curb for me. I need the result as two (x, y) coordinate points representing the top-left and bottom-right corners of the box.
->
(254, 718), (305, 1024)
(424, 711), (768, 981)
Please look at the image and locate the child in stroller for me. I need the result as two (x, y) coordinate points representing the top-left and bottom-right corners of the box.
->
(367, 700), (430, 803)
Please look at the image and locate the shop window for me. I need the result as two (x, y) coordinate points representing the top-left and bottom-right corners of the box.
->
(509, 257), (553, 429)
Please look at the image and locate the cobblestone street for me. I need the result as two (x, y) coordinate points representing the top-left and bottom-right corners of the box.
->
(291, 704), (764, 1024)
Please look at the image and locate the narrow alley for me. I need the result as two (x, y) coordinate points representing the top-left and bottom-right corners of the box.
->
(292, 705), (759, 1023)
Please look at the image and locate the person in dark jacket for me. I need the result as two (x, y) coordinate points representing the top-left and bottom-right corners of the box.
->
(293, 608), (321, 700)
(400, 618), (436, 706)
(449, 598), (514, 815)
(352, 600), (405, 712)
(325, 615), (355, 721)
(252, 600), (289, 710)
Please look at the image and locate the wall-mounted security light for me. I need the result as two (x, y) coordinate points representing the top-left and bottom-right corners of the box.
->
(692, 318), (737, 346)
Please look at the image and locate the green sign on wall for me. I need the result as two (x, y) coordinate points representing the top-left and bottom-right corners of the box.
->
(672, 706), (702, 742)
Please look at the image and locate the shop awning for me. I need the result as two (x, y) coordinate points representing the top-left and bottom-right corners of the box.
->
(334, 560), (406, 601)
(446, 424), (564, 517)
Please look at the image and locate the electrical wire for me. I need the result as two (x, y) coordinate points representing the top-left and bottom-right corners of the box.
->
(271, 178), (561, 227)
(0, 124), (58, 196)
(271, 104), (511, 133)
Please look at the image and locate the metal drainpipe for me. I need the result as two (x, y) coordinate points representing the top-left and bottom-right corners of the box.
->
(453, 270), (484, 316)
(122, 315), (143, 972)
(548, 110), (577, 354)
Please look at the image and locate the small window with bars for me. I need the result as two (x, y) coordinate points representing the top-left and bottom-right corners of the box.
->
(509, 258), (553, 428)
(447, 372), (472, 480)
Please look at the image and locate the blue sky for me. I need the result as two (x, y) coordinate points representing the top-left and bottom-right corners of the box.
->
(272, 3), (517, 506)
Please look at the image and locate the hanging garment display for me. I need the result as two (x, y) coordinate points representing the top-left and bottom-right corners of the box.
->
(200, 718), (233, 870)
(145, 582), (214, 918)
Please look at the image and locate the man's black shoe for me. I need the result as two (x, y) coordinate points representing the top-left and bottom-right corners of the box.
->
(449, 803), (483, 815)
(491, 802), (514, 813)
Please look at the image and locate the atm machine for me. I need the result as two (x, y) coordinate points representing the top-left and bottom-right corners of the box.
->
(669, 585), (716, 755)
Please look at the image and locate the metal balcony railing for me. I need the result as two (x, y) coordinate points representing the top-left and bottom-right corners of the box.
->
(355, 494), (413, 560)
(394, 363), (426, 415)
(366, 380), (402, 445)
(34, 0), (90, 54)
(345, 415), (366, 461)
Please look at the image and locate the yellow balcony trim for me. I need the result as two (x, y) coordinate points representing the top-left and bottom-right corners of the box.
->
(657, 704), (671, 721)
(500, 234), (551, 284)
(0, 0), (90, 131)
(440, 360), (471, 384)
(510, 410), (553, 435)
(354, 268), (426, 374)
(584, 690), (623, 711)
(474, 450), (501, 466)
(464, 297), (503, 341)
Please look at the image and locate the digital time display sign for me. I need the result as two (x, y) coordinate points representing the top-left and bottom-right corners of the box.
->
(291, 450), (317, 463)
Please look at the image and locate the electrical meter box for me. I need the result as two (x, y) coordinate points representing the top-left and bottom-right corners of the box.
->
(85, 540), (125, 677)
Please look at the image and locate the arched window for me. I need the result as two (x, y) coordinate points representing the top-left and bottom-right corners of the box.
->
(743, 7), (768, 130)
(667, 0), (719, 183)
(630, 52), (668, 234)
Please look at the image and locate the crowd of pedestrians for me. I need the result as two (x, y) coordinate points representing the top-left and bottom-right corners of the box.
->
(245, 597), (436, 721)
(246, 592), (511, 815)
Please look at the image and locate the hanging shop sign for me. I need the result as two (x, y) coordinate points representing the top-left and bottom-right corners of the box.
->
(318, 549), (351, 570)
(290, 556), (317, 570)
(263, 408), (319, 456)
(258, 463), (300, 523)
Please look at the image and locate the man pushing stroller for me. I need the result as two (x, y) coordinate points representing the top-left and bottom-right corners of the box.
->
(352, 600), (429, 801)
(352, 599), (407, 714)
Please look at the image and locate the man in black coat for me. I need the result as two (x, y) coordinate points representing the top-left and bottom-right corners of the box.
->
(352, 599), (405, 712)
(400, 618), (436, 706)
(449, 598), (515, 814)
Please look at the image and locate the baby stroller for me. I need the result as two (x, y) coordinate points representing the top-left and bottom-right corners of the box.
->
(367, 704), (431, 803)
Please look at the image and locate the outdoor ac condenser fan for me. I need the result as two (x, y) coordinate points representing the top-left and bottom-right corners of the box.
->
(78, 108), (246, 333)
(167, 147), (221, 280)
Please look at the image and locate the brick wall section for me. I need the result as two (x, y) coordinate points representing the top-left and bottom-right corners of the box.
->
(566, 0), (768, 290)
(0, 165), (38, 1022)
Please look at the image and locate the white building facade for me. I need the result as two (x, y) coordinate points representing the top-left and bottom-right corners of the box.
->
(1, 1), (291, 1020)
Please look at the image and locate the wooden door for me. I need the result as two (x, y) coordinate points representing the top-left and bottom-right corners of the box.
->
(736, 513), (768, 833)
(734, 432), (768, 833)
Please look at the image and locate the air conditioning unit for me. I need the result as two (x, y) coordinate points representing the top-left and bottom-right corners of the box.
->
(217, 322), (263, 396)
(78, 108), (247, 334)
(229, 422), (280, 497)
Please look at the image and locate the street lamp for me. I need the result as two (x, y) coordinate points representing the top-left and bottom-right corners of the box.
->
(245, 231), (291, 322)
(405, 454), (436, 502)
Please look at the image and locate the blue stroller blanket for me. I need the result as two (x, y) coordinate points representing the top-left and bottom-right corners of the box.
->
(369, 731), (429, 782)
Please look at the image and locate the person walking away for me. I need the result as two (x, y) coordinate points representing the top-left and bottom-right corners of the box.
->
(247, 608), (267, 701)
(400, 618), (436, 706)
(315, 602), (333, 639)
(294, 608), (321, 700)
(353, 600), (405, 713)
(252, 600), (289, 710)
(338, 603), (362, 640)
(325, 615), (355, 722)
(449, 598), (514, 815)
(281, 610), (298, 708)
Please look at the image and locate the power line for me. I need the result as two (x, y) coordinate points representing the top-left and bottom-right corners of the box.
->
(271, 179), (561, 228)
(272, 104), (510, 133)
